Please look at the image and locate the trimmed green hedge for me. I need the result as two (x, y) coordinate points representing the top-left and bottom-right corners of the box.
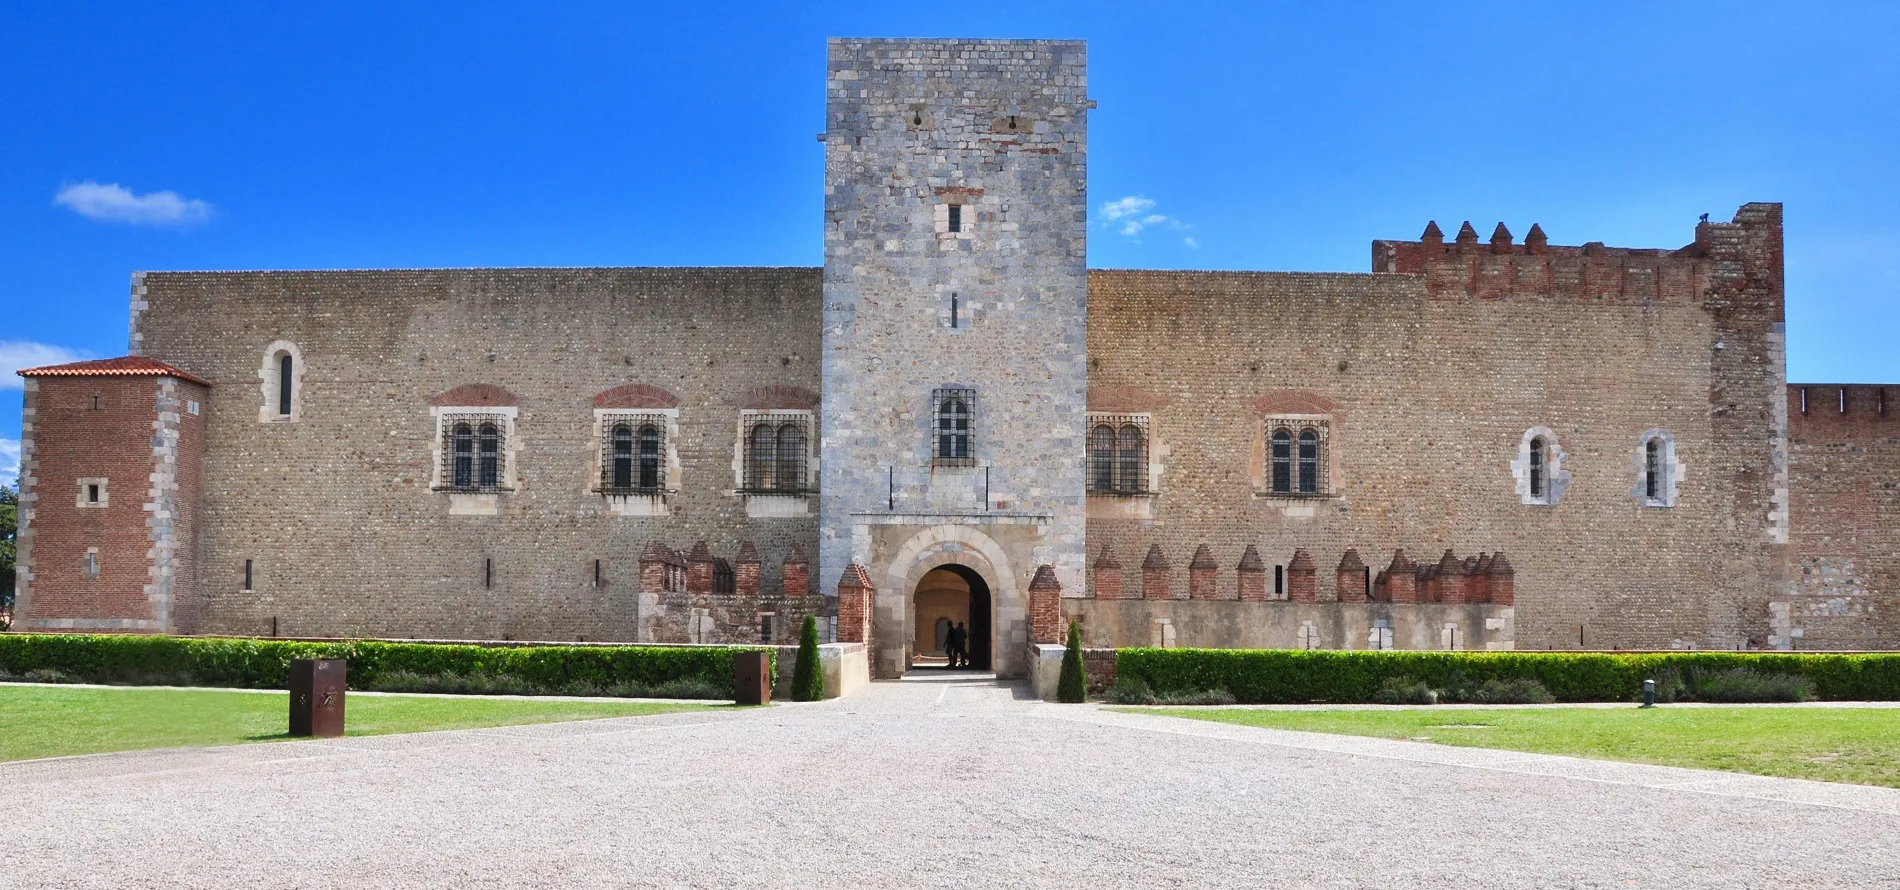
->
(0, 634), (773, 699)
(1114, 648), (1900, 704)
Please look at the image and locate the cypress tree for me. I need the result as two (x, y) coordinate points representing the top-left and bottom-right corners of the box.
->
(1058, 619), (1087, 703)
(792, 614), (825, 702)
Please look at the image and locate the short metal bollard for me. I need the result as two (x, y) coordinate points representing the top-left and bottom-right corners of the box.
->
(734, 651), (771, 706)
(1641, 678), (1657, 709)
(290, 658), (347, 737)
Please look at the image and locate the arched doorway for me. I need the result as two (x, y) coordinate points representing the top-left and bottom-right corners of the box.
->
(909, 564), (992, 671)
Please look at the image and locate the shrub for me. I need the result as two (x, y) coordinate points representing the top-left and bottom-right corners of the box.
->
(0, 634), (771, 700)
(1113, 648), (1900, 704)
(1373, 677), (1439, 705)
(792, 615), (825, 702)
(1652, 666), (1815, 703)
(1110, 675), (1157, 705)
(1058, 620), (1088, 703)
(1106, 674), (1236, 706)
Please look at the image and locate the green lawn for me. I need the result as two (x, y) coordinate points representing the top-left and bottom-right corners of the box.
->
(1139, 706), (1900, 789)
(0, 685), (717, 762)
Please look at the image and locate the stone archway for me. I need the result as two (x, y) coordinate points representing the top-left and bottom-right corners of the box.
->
(881, 524), (1018, 677)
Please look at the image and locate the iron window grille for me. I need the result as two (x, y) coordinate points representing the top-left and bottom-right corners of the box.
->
(1528, 436), (1548, 501)
(741, 414), (814, 494)
(1265, 420), (1330, 498)
(1087, 414), (1150, 495)
(598, 413), (668, 495)
(437, 413), (511, 492)
(932, 387), (976, 466)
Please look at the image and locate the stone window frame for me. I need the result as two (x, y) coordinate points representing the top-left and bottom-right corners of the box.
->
(1512, 426), (1570, 506)
(82, 547), (100, 581)
(258, 340), (304, 423)
(76, 477), (108, 509)
(1633, 428), (1686, 508)
(1257, 415), (1334, 499)
(429, 407), (519, 494)
(934, 197), (977, 243)
(736, 409), (818, 496)
(931, 387), (977, 467)
(1085, 412), (1154, 497)
(592, 408), (679, 517)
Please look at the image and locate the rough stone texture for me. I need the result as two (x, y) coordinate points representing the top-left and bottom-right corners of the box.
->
(1779, 384), (1899, 648)
(129, 267), (823, 642)
(1067, 599), (1515, 651)
(5, 680), (1898, 889)
(819, 39), (1089, 678)
(1085, 205), (1792, 650)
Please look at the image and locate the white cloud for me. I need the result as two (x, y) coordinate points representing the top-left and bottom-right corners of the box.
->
(0, 340), (93, 390)
(53, 181), (213, 226)
(1099, 196), (1156, 221)
(1183, 237), (1200, 249)
(1099, 194), (1191, 240)
(0, 438), (18, 487)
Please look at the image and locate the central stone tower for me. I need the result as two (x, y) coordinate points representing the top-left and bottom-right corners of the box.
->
(819, 38), (1090, 678)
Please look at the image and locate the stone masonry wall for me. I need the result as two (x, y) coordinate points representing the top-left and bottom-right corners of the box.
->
(131, 268), (823, 641)
(1779, 384), (1899, 648)
(1084, 205), (1788, 651)
(819, 39), (1090, 677)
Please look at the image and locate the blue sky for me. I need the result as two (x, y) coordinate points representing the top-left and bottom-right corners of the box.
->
(3, 1), (1898, 484)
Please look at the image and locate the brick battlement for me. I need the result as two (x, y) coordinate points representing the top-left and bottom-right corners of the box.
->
(1371, 203), (1781, 305)
(1788, 384), (1898, 430)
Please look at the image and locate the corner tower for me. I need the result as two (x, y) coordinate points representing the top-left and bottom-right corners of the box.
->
(819, 38), (1089, 678)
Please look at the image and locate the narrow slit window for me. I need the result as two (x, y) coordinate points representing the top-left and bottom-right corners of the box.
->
(947, 204), (962, 233)
(484, 558), (492, 588)
(950, 293), (959, 328)
(1298, 428), (1319, 495)
(760, 616), (775, 643)
(594, 559), (602, 588)
(1645, 438), (1662, 501)
(1270, 429), (1292, 494)
(1274, 565), (1285, 598)
(244, 559), (254, 591)
(87, 484), (100, 504)
(277, 354), (294, 416)
(1529, 436), (1547, 501)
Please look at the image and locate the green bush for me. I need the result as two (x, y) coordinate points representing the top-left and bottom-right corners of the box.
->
(0, 634), (772, 700)
(1372, 677), (1439, 705)
(792, 615), (825, 702)
(1113, 648), (1900, 704)
(1107, 676), (1237, 706)
(1652, 666), (1815, 703)
(1369, 674), (1554, 705)
(1058, 620), (1088, 703)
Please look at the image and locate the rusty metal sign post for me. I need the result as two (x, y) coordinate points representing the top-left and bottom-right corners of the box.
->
(289, 658), (347, 738)
(733, 651), (771, 706)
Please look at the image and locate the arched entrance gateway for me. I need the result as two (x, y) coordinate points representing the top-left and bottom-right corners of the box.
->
(908, 565), (992, 671)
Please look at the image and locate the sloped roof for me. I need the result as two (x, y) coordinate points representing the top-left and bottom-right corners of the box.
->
(16, 355), (211, 387)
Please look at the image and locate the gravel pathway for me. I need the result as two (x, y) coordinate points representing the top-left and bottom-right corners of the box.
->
(3, 674), (1897, 889)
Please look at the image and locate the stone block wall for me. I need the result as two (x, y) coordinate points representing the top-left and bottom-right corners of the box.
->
(1778, 384), (1899, 648)
(1084, 205), (1789, 651)
(130, 267), (824, 641)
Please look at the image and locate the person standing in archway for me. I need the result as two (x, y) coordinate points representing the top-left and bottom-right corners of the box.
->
(948, 621), (969, 669)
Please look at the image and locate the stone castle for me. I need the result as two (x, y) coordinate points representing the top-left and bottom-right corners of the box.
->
(11, 39), (1896, 677)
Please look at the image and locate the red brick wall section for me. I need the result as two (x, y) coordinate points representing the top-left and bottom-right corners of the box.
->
(836, 564), (873, 645)
(1236, 545), (1267, 601)
(1028, 564), (1062, 643)
(1286, 549), (1318, 604)
(1187, 545), (1219, 600)
(1091, 545), (1123, 599)
(1335, 549), (1367, 603)
(782, 544), (809, 599)
(1140, 545), (1171, 600)
(735, 542), (761, 597)
(15, 376), (188, 631)
(1783, 384), (1900, 647)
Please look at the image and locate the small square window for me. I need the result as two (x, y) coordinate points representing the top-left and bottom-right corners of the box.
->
(77, 478), (109, 508)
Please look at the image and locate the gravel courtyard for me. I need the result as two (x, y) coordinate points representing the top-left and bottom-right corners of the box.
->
(4, 675), (1898, 889)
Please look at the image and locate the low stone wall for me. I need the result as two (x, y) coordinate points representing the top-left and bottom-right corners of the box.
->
(768, 642), (868, 700)
(1063, 599), (1514, 651)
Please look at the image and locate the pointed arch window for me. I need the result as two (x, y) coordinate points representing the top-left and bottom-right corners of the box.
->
(277, 354), (294, 417)
(1515, 427), (1567, 506)
(1528, 436), (1548, 502)
(1634, 430), (1680, 508)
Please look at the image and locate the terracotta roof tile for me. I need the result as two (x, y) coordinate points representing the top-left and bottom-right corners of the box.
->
(16, 355), (210, 387)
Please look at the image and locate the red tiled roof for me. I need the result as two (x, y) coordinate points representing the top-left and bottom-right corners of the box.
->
(16, 355), (211, 387)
